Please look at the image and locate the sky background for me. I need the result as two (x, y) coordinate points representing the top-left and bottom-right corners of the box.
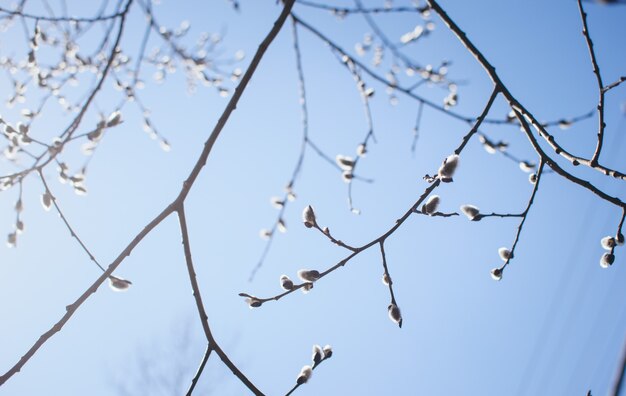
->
(1, 0), (626, 395)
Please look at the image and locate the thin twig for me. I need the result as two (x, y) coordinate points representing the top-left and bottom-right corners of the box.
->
(185, 344), (212, 396)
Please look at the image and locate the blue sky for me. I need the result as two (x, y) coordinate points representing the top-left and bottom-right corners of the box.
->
(1, 0), (626, 395)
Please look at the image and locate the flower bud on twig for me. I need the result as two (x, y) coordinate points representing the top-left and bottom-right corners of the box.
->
(490, 268), (503, 281)
(302, 205), (317, 228)
(437, 154), (459, 182)
(600, 253), (615, 268)
(280, 275), (294, 290)
(298, 269), (321, 282)
(422, 195), (440, 215)
(460, 205), (480, 221)
(297, 365), (312, 385)
(388, 303), (402, 326)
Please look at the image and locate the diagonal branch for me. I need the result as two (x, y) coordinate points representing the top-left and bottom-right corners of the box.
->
(0, 0), (295, 387)
(178, 206), (264, 396)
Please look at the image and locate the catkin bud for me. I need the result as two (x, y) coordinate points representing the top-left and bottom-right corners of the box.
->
(41, 191), (53, 211)
(382, 273), (391, 286)
(600, 253), (615, 268)
(280, 275), (294, 290)
(601, 236), (616, 250)
(297, 365), (312, 384)
(460, 205), (480, 221)
(106, 110), (122, 127)
(336, 155), (355, 171)
(302, 205), (317, 228)
(245, 297), (263, 308)
(108, 276), (132, 292)
(322, 345), (333, 359)
(437, 154), (459, 182)
(298, 269), (321, 282)
(490, 268), (503, 281)
(519, 161), (535, 173)
(529, 173), (537, 184)
(422, 195), (440, 215)
(301, 282), (314, 294)
(498, 247), (512, 261)
(312, 345), (323, 366)
(388, 303), (402, 326)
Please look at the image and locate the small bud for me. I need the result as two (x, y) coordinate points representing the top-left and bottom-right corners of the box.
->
(601, 236), (616, 250)
(356, 144), (367, 157)
(322, 345), (333, 359)
(600, 253), (615, 268)
(490, 268), (503, 281)
(297, 365), (312, 384)
(312, 345), (323, 366)
(558, 119), (572, 130)
(271, 196), (284, 209)
(529, 173), (537, 184)
(302, 205), (317, 228)
(298, 269), (321, 282)
(519, 161), (535, 173)
(106, 110), (122, 127)
(280, 275), (294, 290)
(287, 191), (297, 201)
(7, 232), (17, 247)
(277, 219), (287, 233)
(16, 220), (24, 233)
(15, 199), (23, 212)
(437, 154), (459, 182)
(259, 229), (272, 240)
(617, 233), (625, 246)
(382, 273), (391, 286)
(41, 191), (53, 211)
(388, 303), (402, 326)
(460, 205), (480, 221)
(336, 155), (355, 171)
(302, 282), (314, 294)
(498, 247), (512, 261)
(245, 297), (263, 308)
(421, 195), (440, 215)
(108, 276), (132, 292)
(322, 227), (330, 235)
(341, 171), (354, 183)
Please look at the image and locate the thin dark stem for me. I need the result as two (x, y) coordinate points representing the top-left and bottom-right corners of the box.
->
(501, 159), (545, 272)
(314, 223), (358, 251)
(186, 344), (212, 396)
(37, 170), (105, 272)
(411, 101), (424, 153)
(178, 206), (264, 396)
(604, 76), (626, 93)
(380, 241), (401, 327)
(577, 0), (605, 165)
(295, 0), (426, 15)
(0, 0), (295, 386)
(0, 5), (123, 22)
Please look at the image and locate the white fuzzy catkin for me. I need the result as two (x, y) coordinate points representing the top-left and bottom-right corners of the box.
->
(422, 195), (440, 215)
(460, 205), (480, 221)
(437, 154), (459, 182)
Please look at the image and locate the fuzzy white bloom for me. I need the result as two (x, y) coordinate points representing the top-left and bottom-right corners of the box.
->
(297, 365), (313, 385)
(301, 282), (314, 294)
(312, 345), (323, 366)
(245, 297), (262, 308)
(519, 161), (535, 173)
(422, 195), (440, 215)
(382, 273), (391, 286)
(336, 155), (355, 171)
(302, 205), (317, 228)
(41, 191), (53, 211)
(259, 229), (271, 240)
(323, 345), (333, 359)
(600, 253), (615, 268)
(6, 232), (16, 248)
(341, 171), (353, 183)
(498, 247), (512, 261)
(280, 275), (294, 291)
(106, 110), (122, 127)
(277, 219), (287, 233)
(601, 236), (616, 250)
(356, 144), (367, 157)
(490, 268), (503, 281)
(271, 196), (284, 209)
(460, 205), (480, 221)
(388, 303), (402, 326)
(437, 154), (459, 182)
(298, 269), (321, 282)
(108, 276), (132, 292)
(529, 173), (538, 184)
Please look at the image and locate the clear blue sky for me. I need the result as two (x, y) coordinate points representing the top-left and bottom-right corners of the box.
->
(1, 0), (625, 395)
